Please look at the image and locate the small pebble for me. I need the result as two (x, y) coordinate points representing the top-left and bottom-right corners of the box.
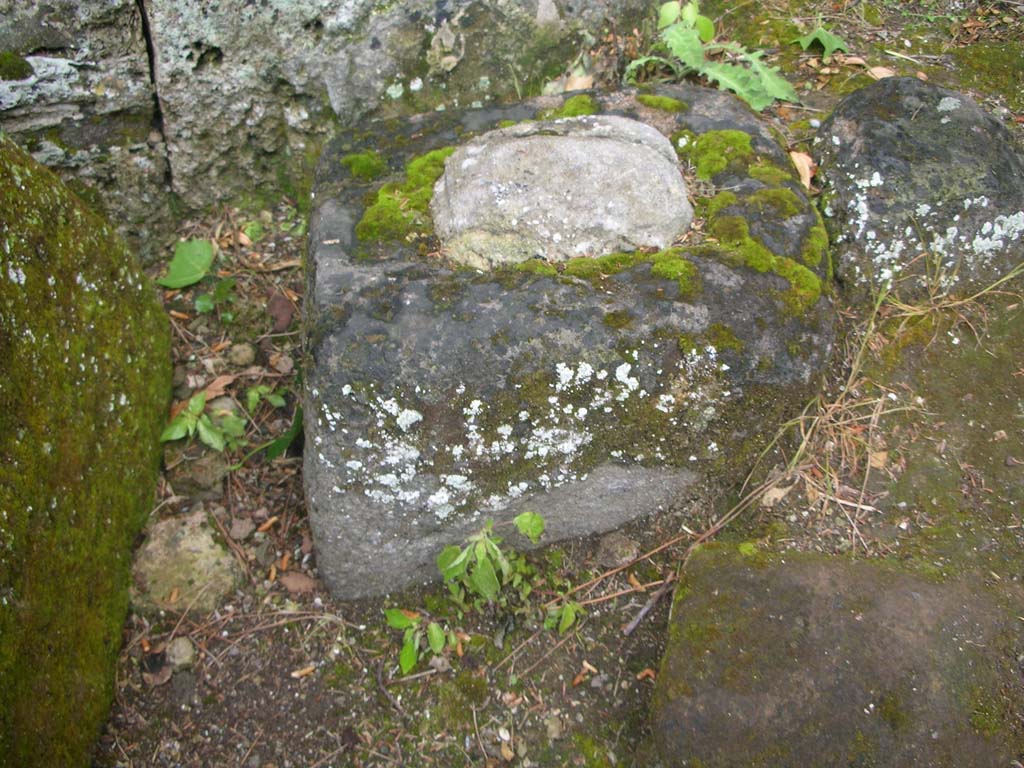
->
(228, 342), (256, 367)
(166, 636), (196, 670)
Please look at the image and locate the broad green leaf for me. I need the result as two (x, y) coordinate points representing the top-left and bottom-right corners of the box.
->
(427, 622), (445, 654)
(212, 277), (236, 303)
(194, 293), (215, 314)
(792, 27), (849, 60)
(246, 385), (267, 413)
(680, 1), (698, 25)
(160, 417), (189, 443)
(384, 608), (419, 630)
(742, 51), (800, 105)
(186, 392), (207, 416)
(657, 1), (681, 29)
(156, 239), (215, 289)
(438, 545), (469, 579)
(399, 636), (418, 674)
(558, 603), (578, 634)
(196, 415), (226, 451)
(263, 405), (302, 460)
(695, 14), (715, 43)
(267, 393), (286, 408)
(662, 24), (705, 70)
(470, 556), (500, 601)
(218, 413), (247, 439)
(513, 511), (546, 543)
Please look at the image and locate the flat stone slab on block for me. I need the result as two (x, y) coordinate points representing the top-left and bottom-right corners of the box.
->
(431, 115), (693, 269)
(816, 77), (1024, 299)
(305, 87), (835, 598)
(651, 549), (1024, 767)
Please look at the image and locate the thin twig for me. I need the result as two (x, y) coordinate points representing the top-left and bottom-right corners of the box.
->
(622, 571), (676, 636)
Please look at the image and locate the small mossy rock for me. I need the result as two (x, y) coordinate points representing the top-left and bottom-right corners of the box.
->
(431, 115), (693, 269)
(305, 87), (834, 599)
(132, 507), (243, 614)
(0, 133), (170, 766)
(651, 550), (1024, 767)
(816, 77), (1024, 301)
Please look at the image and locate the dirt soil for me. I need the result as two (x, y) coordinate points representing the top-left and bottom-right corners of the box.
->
(94, 2), (1024, 766)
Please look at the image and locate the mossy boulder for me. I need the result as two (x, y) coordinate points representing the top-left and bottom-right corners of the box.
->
(0, 133), (170, 765)
(816, 77), (1024, 301)
(651, 548), (1024, 766)
(305, 88), (835, 599)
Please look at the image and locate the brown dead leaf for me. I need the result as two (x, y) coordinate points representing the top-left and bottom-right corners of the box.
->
(290, 664), (316, 679)
(278, 571), (317, 595)
(142, 663), (173, 687)
(869, 450), (889, 470)
(627, 573), (643, 591)
(789, 151), (816, 191)
(500, 742), (515, 762)
(565, 73), (594, 91)
(270, 353), (294, 375)
(761, 483), (794, 509)
(636, 668), (656, 682)
(202, 374), (237, 400)
(915, 71), (928, 81)
(840, 55), (867, 66)
(572, 670), (588, 687)
(268, 563), (277, 582)
(279, 552), (292, 571)
(168, 309), (190, 320)
(236, 230), (252, 247)
(168, 587), (180, 604)
(867, 66), (896, 80)
(256, 515), (279, 533)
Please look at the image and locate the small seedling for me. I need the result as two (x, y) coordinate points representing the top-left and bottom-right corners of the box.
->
(194, 277), (237, 322)
(792, 26), (850, 61)
(160, 392), (248, 452)
(626, 0), (799, 111)
(384, 608), (457, 674)
(246, 384), (286, 412)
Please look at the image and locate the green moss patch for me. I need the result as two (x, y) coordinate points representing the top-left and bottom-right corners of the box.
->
(340, 150), (387, 181)
(708, 215), (821, 314)
(0, 135), (170, 766)
(745, 187), (802, 218)
(707, 323), (744, 353)
(636, 94), (689, 113)
(748, 161), (794, 185)
(649, 249), (701, 299)
(354, 146), (454, 245)
(675, 129), (754, 180)
(514, 259), (558, 277)
(952, 41), (1024, 112)
(0, 51), (33, 81)
(537, 94), (599, 120)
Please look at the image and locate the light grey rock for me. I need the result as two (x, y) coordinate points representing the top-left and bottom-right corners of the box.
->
(431, 116), (693, 269)
(133, 507), (242, 613)
(165, 637), (197, 670)
(0, 1), (173, 257)
(304, 87), (835, 599)
(816, 77), (1024, 302)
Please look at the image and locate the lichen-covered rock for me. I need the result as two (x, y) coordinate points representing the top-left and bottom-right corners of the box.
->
(816, 77), (1024, 300)
(431, 115), (693, 268)
(305, 87), (835, 599)
(0, 1), (174, 257)
(0, 134), (170, 766)
(650, 548), (1024, 767)
(141, 0), (647, 211)
(132, 507), (243, 614)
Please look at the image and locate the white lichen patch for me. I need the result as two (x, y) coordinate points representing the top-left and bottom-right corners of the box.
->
(318, 346), (731, 523)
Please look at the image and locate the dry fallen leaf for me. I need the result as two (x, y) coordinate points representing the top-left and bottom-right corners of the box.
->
(278, 571), (317, 595)
(268, 563), (277, 582)
(636, 668), (656, 682)
(142, 663), (173, 687)
(202, 374), (237, 400)
(279, 552), (292, 571)
(789, 151), (816, 191)
(256, 515), (279, 533)
(867, 66), (896, 80)
(869, 450), (889, 470)
(290, 664), (316, 679)
(168, 587), (180, 604)
(564, 73), (594, 91)
(627, 573), (643, 591)
(840, 55), (867, 66)
(761, 483), (794, 509)
(500, 742), (515, 762)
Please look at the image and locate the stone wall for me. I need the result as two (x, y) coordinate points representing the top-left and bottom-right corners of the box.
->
(0, 0), (646, 258)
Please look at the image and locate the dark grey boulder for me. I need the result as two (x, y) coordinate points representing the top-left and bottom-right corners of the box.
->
(431, 115), (693, 268)
(304, 86), (835, 598)
(650, 549), (1023, 767)
(816, 77), (1024, 300)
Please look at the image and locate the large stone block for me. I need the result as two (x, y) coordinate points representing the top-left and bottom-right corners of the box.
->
(0, 0), (173, 256)
(816, 77), (1024, 300)
(0, 134), (170, 766)
(305, 86), (835, 599)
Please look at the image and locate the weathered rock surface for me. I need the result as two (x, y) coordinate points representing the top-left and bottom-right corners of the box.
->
(432, 115), (693, 268)
(133, 506), (243, 614)
(650, 549), (1024, 767)
(304, 87), (835, 598)
(0, 1), (173, 255)
(816, 77), (1024, 300)
(0, 134), (170, 766)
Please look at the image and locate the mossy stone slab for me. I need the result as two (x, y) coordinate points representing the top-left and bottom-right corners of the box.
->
(816, 77), (1024, 301)
(651, 548), (1024, 767)
(0, 133), (170, 766)
(305, 87), (835, 599)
